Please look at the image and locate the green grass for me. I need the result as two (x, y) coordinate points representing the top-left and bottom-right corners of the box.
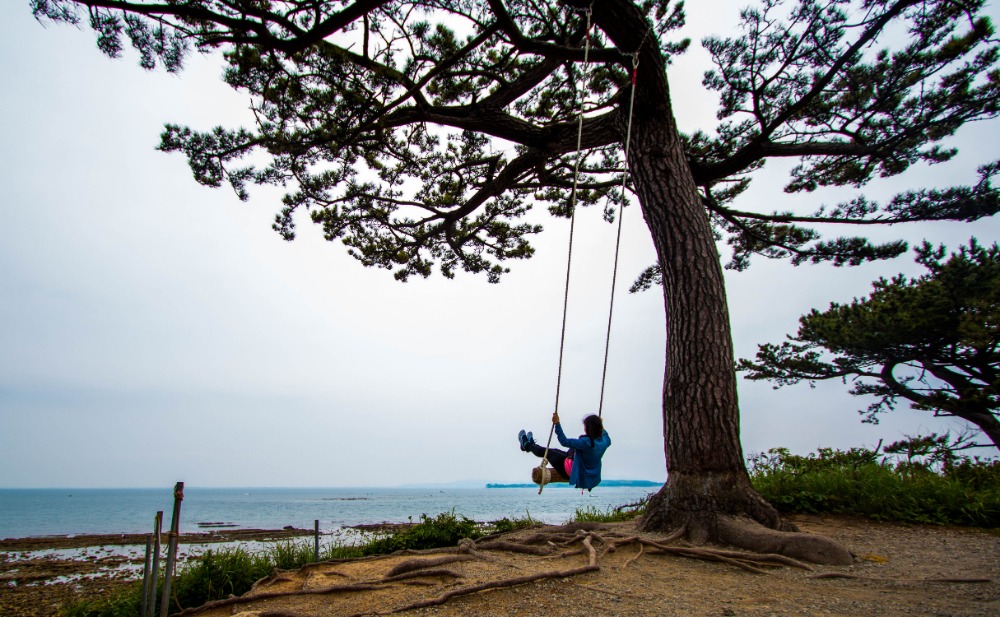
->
(59, 587), (143, 617)
(488, 511), (539, 534)
(749, 446), (1000, 527)
(571, 496), (649, 523)
(360, 511), (482, 555)
(171, 546), (272, 608)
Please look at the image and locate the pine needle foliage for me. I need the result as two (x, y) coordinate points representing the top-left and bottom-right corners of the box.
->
(30, 0), (1000, 279)
(739, 239), (1000, 451)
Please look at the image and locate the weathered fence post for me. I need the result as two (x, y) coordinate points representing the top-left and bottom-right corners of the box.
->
(314, 519), (320, 562)
(145, 512), (163, 617)
(140, 534), (152, 617)
(159, 482), (184, 617)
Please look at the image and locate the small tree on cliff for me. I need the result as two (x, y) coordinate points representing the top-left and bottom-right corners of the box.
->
(32, 0), (999, 561)
(739, 239), (1000, 452)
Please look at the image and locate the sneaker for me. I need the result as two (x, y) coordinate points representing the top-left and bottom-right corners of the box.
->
(518, 430), (530, 451)
(526, 431), (534, 445)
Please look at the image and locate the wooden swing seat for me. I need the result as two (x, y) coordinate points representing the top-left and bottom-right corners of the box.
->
(532, 465), (570, 485)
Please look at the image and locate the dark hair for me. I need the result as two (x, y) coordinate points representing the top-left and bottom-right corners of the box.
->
(583, 415), (603, 441)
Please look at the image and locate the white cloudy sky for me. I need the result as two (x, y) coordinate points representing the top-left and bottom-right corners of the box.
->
(1, 1), (998, 489)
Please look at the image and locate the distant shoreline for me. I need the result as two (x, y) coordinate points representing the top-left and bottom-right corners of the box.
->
(486, 480), (662, 489)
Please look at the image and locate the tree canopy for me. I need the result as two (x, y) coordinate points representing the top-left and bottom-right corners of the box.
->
(739, 239), (1000, 451)
(31, 0), (1000, 284)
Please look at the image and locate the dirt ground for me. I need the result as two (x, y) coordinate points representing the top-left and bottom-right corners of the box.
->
(2, 515), (998, 617)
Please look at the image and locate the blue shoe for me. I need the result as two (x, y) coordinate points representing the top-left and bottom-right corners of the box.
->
(526, 431), (534, 445)
(518, 430), (530, 451)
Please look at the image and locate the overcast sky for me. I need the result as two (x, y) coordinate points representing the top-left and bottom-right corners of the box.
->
(2, 1), (998, 489)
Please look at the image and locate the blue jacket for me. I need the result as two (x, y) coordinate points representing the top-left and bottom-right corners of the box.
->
(555, 423), (611, 491)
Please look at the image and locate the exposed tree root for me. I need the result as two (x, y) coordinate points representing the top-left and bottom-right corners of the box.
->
(186, 521), (869, 617)
(396, 546), (462, 556)
(382, 568), (464, 583)
(384, 555), (475, 577)
(636, 538), (815, 572)
(171, 582), (388, 616)
(639, 479), (859, 565)
(474, 526), (544, 543)
(808, 573), (992, 583)
(230, 611), (310, 617)
(715, 515), (853, 565)
(379, 564), (601, 615)
(623, 542), (644, 568)
(475, 540), (555, 555)
(658, 525), (688, 545)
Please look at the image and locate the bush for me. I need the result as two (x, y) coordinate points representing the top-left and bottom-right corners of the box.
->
(361, 511), (482, 555)
(749, 446), (1000, 526)
(171, 546), (273, 609)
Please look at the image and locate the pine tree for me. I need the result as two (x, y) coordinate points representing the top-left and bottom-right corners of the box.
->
(31, 0), (999, 562)
(739, 239), (1000, 452)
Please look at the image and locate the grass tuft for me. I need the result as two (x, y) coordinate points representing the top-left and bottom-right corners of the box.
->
(571, 495), (649, 523)
(488, 510), (539, 534)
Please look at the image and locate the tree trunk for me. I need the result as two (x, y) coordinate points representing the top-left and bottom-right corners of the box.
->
(622, 66), (850, 565)
(591, 1), (851, 564)
(625, 103), (787, 538)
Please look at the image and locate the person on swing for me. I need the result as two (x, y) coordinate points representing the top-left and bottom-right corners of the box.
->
(518, 412), (611, 491)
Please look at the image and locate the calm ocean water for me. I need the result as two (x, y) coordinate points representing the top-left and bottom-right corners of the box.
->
(0, 486), (658, 539)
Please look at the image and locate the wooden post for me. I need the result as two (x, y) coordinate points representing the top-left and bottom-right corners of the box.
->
(146, 512), (163, 617)
(314, 520), (320, 562)
(159, 482), (184, 617)
(140, 534), (152, 617)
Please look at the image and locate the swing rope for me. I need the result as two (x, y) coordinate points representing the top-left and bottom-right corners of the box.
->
(538, 8), (594, 494)
(597, 53), (639, 419)
(537, 15), (641, 492)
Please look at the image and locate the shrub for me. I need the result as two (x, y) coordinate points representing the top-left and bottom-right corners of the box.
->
(171, 546), (272, 609)
(749, 446), (1000, 526)
(361, 511), (482, 555)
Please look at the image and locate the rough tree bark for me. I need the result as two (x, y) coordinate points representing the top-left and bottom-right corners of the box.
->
(590, 0), (851, 564)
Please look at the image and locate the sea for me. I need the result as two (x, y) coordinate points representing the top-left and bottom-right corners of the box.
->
(0, 486), (659, 540)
